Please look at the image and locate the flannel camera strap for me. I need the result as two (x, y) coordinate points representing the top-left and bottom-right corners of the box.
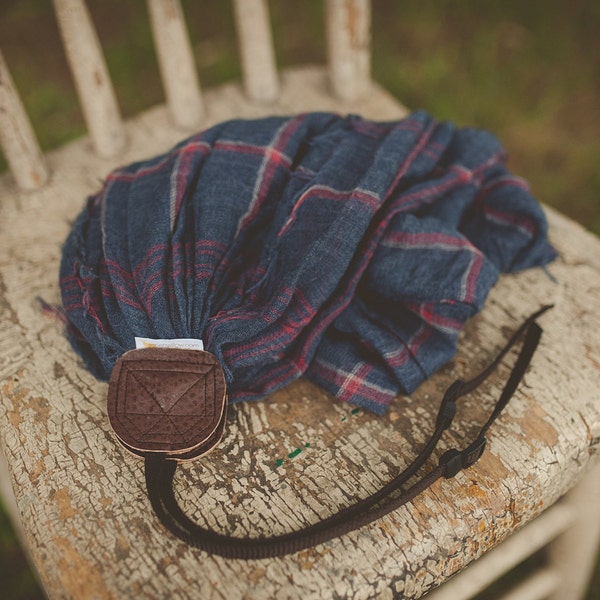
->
(59, 112), (557, 558)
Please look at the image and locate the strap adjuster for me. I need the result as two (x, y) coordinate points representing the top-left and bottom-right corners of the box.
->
(440, 436), (487, 479)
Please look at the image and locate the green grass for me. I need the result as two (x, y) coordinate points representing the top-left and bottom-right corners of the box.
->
(0, 1), (599, 598)
(370, 0), (600, 234)
(1, 0), (598, 234)
(0, 500), (44, 600)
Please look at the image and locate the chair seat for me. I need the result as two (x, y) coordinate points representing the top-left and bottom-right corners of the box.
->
(1, 65), (599, 599)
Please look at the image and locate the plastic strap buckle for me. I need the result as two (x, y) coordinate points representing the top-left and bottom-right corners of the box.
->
(440, 436), (487, 479)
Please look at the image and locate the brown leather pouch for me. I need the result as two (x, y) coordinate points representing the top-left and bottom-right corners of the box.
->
(107, 348), (227, 461)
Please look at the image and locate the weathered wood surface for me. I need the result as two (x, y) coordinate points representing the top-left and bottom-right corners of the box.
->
(0, 66), (599, 599)
(425, 461), (600, 600)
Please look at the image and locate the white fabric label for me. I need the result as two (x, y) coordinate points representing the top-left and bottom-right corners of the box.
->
(134, 337), (204, 351)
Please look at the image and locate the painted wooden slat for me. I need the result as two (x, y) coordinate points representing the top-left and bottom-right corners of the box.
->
(501, 569), (560, 600)
(546, 464), (600, 600)
(325, 0), (371, 100)
(0, 51), (48, 190)
(147, 0), (204, 129)
(232, 0), (279, 103)
(52, 0), (125, 157)
(424, 502), (575, 600)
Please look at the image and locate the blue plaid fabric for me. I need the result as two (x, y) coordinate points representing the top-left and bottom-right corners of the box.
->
(60, 111), (556, 414)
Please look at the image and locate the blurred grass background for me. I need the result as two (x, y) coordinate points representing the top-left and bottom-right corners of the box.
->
(0, 0), (598, 598)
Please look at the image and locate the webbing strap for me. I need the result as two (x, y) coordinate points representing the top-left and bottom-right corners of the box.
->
(144, 306), (551, 559)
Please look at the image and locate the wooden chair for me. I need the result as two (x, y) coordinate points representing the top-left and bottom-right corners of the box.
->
(1, 1), (599, 598)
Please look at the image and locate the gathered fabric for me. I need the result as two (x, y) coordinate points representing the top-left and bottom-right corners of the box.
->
(60, 111), (556, 414)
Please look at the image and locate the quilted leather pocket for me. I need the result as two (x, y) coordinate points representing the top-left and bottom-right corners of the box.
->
(107, 348), (227, 461)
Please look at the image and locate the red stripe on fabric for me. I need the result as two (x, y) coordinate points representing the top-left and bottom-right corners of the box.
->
(100, 272), (140, 307)
(215, 141), (292, 167)
(483, 175), (529, 194)
(64, 299), (106, 335)
(309, 359), (393, 407)
(404, 302), (463, 333)
(387, 119), (436, 193)
(103, 261), (139, 303)
(171, 141), (213, 224)
(278, 185), (380, 238)
(391, 170), (469, 215)
(285, 120), (441, 370)
(59, 278), (83, 292)
(484, 206), (537, 235)
(106, 140), (210, 184)
(60, 266), (107, 334)
(107, 159), (171, 183)
(102, 286), (143, 311)
(142, 279), (165, 313)
(61, 301), (84, 311)
(234, 115), (305, 237)
(383, 230), (475, 249)
(231, 357), (304, 401)
(337, 362), (374, 401)
(350, 118), (392, 137)
(201, 118), (308, 314)
(381, 231), (484, 304)
(383, 325), (432, 369)
(139, 264), (163, 294)
(132, 244), (168, 279)
(103, 259), (135, 282)
(173, 151), (190, 226)
(195, 239), (228, 253)
(463, 252), (483, 304)
(214, 287), (315, 362)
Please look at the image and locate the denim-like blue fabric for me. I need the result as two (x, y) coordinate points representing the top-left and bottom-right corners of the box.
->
(60, 111), (556, 414)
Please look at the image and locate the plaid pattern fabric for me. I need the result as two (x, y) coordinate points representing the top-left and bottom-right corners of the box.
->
(60, 111), (556, 414)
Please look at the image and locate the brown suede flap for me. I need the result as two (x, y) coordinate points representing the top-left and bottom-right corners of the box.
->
(107, 348), (227, 460)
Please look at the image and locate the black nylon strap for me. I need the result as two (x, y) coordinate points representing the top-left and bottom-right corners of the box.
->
(144, 305), (551, 559)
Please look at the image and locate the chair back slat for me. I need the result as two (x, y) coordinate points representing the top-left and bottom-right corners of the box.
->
(0, 51), (48, 190)
(52, 0), (126, 157)
(147, 0), (204, 129)
(1, 0), (374, 191)
(326, 0), (371, 100)
(233, 0), (279, 103)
